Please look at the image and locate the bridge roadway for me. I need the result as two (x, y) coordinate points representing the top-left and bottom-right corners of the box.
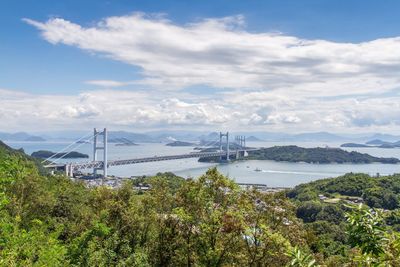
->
(45, 149), (258, 171)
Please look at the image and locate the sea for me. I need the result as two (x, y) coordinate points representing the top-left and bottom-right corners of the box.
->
(5, 140), (400, 188)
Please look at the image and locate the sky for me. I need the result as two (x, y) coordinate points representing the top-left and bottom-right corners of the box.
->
(1, 0), (400, 133)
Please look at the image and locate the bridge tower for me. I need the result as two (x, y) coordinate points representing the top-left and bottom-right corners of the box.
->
(219, 132), (230, 162)
(235, 135), (245, 159)
(93, 128), (108, 181)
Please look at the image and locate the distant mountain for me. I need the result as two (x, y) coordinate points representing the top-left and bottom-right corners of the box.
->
(225, 131), (347, 142)
(25, 136), (46, 142)
(367, 134), (400, 142)
(0, 132), (46, 142)
(145, 130), (207, 142)
(6, 129), (400, 144)
(281, 132), (345, 142)
(246, 136), (263, 142)
(366, 139), (388, 145)
(198, 132), (219, 142)
(108, 131), (155, 143)
(166, 141), (196, 147)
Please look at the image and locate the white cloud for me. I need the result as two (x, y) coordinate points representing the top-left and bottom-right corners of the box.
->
(2, 87), (400, 133)
(3, 13), (399, 133)
(85, 80), (134, 87)
(0, 89), (232, 131)
(23, 14), (400, 96)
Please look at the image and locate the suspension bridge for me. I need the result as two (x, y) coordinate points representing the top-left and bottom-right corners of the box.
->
(43, 128), (257, 179)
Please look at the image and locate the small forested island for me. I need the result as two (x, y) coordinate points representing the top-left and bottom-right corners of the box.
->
(248, 146), (399, 163)
(199, 145), (400, 163)
(340, 143), (371, 148)
(109, 138), (138, 146)
(31, 150), (89, 159)
(341, 139), (400, 149)
(166, 140), (196, 146)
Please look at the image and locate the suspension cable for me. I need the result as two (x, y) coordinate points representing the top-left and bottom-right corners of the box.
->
(43, 131), (99, 164)
(42, 132), (93, 163)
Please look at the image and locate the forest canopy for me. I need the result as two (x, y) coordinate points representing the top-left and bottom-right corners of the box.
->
(0, 141), (399, 266)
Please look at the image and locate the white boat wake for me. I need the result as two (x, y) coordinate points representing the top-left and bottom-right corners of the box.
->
(260, 169), (341, 176)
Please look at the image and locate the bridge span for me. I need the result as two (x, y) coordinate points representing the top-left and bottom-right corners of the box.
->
(44, 128), (257, 179)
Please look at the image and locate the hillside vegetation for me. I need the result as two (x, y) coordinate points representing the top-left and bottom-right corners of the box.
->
(0, 141), (400, 266)
(247, 145), (400, 163)
(31, 150), (89, 159)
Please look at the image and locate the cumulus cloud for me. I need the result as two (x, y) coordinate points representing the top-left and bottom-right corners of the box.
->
(85, 80), (135, 87)
(23, 14), (400, 96)
(0, 89), (233, 131)
(2, 87), (400, 133)
(5, 13), (400, 132)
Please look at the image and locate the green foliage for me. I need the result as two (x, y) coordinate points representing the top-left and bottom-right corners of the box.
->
(296, 201), (323, 223)
(247, 146), (399, 164)
(288, 173), (400, 209)
(286, 246), (317, 267)
(346, 204), (386, 256)
(31, 150), (89, 159)
(1, 141), (400, 266)
(345, 204), (400, 266)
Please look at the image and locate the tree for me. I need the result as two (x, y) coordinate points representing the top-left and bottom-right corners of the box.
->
(296, 201), (322, 223)
(345, 204), (400, 266)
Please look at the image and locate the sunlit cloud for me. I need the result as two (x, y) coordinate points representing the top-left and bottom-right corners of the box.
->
(3, 13), (398, 132)
(23, 14), (400, 96)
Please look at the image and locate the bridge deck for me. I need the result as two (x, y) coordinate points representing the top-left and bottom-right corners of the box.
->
(45, 149), (258, 171)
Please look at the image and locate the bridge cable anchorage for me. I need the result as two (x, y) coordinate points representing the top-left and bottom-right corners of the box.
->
(41, 131), (94, 164)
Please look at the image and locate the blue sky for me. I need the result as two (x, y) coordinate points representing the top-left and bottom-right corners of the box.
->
(2, 0), (400, 94)
(1, 0), (400, 132)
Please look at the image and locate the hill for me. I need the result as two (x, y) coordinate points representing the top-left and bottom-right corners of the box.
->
(31, 150), (89, 159)
(247, 146), (399, 164)
(1, 144), (399, 265)
(200, 145), (400, 163)
(0, 132), (46, 141)
(0, 140), (47, 174)
(286, 172), (400, 262)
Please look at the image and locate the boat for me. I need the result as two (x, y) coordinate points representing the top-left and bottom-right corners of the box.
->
(254, 168), (262, 172)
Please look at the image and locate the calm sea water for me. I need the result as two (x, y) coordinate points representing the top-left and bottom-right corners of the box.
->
(6, 141), (400, 187)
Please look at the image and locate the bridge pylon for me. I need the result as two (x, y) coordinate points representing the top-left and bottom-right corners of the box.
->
(93, 128), (108, 182)
(219, 132), (230, 162)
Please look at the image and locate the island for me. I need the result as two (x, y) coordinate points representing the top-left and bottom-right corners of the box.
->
(109, 138), (139, 146)
(340, 143), (371, 148)
(341, 140), (400, 148)
(199, 145), (400, 164)
(31, 150), (89, 159)
(366, 139), (389, 145)
(166, 141), (196, 147)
